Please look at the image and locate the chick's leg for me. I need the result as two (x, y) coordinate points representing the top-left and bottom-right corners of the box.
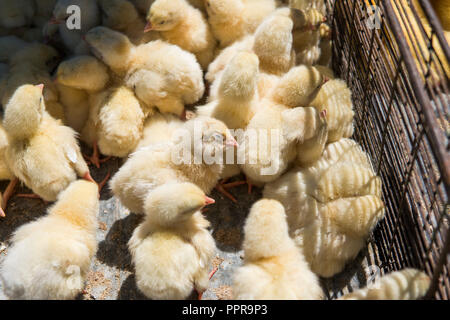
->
(197, 267), (219, 300)
(215, 179), (238, 203)
(1, 178), (19, 217)
(83, 141), (111, 169)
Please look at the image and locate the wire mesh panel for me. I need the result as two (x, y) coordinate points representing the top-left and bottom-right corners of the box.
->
(325, 0), (449, 299)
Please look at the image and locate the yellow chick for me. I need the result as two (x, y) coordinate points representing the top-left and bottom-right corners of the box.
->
(54, 55), (111, 139)
(205, 0), (277, 48)
(110, 116), (237, 214)
(3, 84), (92, 202)
(310, 79), (355, 143)
(0, 180), (99, 299)
(81, 86), (146, 159)
(339, 269), (430, 300)
(233, 199), (324, 300)
(198, 52), (260, 130)
(99, 0), (160, 45)
(0, 0), (35, 29)
(85, 27), (204, 117)
(145, 0), (217, 70)
(128, 182), (217, 300)
(263, 138), (385, 277)
(205, 10), (296, 86)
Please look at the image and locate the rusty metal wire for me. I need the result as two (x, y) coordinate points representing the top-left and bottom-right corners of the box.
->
(325, 0), (449, 299)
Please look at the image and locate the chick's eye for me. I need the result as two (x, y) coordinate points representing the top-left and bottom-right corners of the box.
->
(212, 133), (224, 142)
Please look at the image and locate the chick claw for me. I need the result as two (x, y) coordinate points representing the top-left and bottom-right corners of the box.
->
(83, 142), (110, 168)
(1, 178), (19, 218)
(197, 267), (219, 300)
(215, 181), (237, 203)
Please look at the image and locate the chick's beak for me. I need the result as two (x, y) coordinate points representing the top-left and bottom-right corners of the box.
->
(323, 76), (330, 84)
(204, 196), (215, 206)
(144, 22), (153, 33)
(36, 84), (45, 91)
(225, 137), (239, 148)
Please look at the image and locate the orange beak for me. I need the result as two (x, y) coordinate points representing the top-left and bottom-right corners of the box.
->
(144, 22), (153, 33)
(36, 84), (45, 91)
(323, 77), (329, 84)
(0, 207), (5, 218)
(83, 171), (96, 183)
(320, 109), (327, 119)
(204, 196), (215, 206)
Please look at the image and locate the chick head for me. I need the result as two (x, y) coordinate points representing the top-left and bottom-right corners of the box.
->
(4, 84), (45, 140)
(85, 26), (133, 73)
(272, 65), (324, 107)
(218, 52), (259, 101)
(100, 0), (140, 31)
(180, 116), (238, 162)
(144, 182), (215, 226)
(52, 0), (73, 22)
(10, 43), (60, 72)
(55, 55), (110, 92)
(146, 0), (186, 32)
(243, 199), (293, 261)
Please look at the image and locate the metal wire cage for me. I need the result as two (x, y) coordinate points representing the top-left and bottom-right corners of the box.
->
(325, 0), (449, 299)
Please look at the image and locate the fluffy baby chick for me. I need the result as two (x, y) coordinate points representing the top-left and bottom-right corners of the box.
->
(128, 182), (216, 300)
(85, 27), (204, 117)
(239, 66), (326, 185)
(339, 269), (430, 300)
(206, 10), (296, 86)
(317, 23), (332, 66)
(3, 84), (92, 202)
(99, 0), (159, 45)
(51, 0), (100, 54)
(146, 0), (216, 69)
(54, 55), (110, 135)
(310, 79), (354, 143)
(263, 138), (385, 277)
(0, 0), (35, 29)
(205, 0), (277, 48)
(233, 199), (324, 300)
(81, 86), (146, 159)
(110, 116), (237, 214)
(0, 180), (99, 299)
(33, 0), (57, 27)
(198, 52), (260, 130)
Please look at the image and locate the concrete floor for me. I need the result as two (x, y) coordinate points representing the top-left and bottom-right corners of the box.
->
(0, 148), (375, 300)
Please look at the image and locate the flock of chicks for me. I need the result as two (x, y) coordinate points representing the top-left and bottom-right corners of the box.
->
(0, 0), (431, 300)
